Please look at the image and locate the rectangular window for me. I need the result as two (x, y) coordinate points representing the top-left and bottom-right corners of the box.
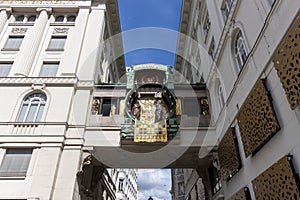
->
(39, 62), (59, 77)
(182, 98), (200, 116)
(118, 178), (124, 191)
(0, 148), (33, 177)
(209, 164), (222, 195)
(47, 36), (67, 50)
(202, 11), (211, 42)
(0, 62), (12, 77)
(221, 0), (233, 20)
(92, 98), (120, 116)
(209, 38), (216, 59)
(3, 36), (24, 50)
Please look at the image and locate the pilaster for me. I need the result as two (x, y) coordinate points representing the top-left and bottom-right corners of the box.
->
(12, 8), (52, 77)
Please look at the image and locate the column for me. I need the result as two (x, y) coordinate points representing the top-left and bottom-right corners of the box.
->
(13, 8), (51, 77)
(0, 8), (11, 33)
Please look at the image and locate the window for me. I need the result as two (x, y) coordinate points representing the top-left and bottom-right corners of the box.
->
(15, 15), (25, 22)
(234, 31), (247, 71)
(209, 164), (222, 195)
(182, 98), (200, 116)
(209, 37), (216, 59)
(39, 62), (59, 77)
(202, 11), (211, 42)
(67, 15), (76, 22)
(218, 82), (225, 110)
(221, 0), (233, 20)
(27, 15), (36, 22)
(178, 181), (185, 195)
(55, 15), (64, 22)
(118, 178), (124, 191)
(3, 36), (24, 50)
(92, 98), (120, 116)
(0, 62), (12, 77)
(47, 36), (67, 50)
(0, 148), (33, 177)
(17, 93), (47, 122)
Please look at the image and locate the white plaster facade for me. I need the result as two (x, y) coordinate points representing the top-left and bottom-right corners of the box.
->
(0, 0), (130, 200)
(173, 0), (300, 199)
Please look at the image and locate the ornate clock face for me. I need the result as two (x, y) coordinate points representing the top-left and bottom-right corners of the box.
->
(131, 96), (169, 123)
(125, 84), (176, 124)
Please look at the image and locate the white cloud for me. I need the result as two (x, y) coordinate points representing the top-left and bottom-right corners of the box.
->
(138, 169), (172, 200)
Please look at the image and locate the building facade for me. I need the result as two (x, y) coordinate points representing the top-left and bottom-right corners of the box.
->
(173, 0), (300, 199)
(0, 0), (137, 200)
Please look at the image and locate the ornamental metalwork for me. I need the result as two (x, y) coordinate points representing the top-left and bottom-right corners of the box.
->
(237, 80), (280, 157)
(272, 13), (300, 110)
(252, 156), (300, 199)
(218, 128), (241, 180)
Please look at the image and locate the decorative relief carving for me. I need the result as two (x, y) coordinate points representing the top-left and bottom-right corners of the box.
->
(218, 128), (241, 180)
(272, 14), (300, 110)
(252, 156), (300, 199)
(11, 28), (27, 34)
(91, 98), (100, 115)
(237, 80), (280, 157)
(200, 97), (209, 115)
(0, 77), (77, 85)
(53, 28), (69, 34)
(228, 187), (251, 200)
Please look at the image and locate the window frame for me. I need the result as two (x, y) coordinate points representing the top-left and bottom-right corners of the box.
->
(0, 62), (13, 77)
(0, 148), (33, 178)
(2, 35), (24, 51)
(221, 0), (233, 20)
(92, 97), (121, 116)
(47, 35), (67, 51)
(234, 31), (248, 71)
(17, 93), (47, 123)
(39, 62), (59, 77)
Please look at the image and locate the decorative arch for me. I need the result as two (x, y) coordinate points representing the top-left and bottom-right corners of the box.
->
(16, 90), (48, 122)
(230, 27), (248, 74)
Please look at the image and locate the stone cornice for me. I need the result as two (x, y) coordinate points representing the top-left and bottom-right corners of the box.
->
(0, 77), (78, 86)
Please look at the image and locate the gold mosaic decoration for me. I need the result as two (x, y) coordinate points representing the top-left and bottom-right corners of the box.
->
(272, 13), (300, 110)
(228, 187), (248, 200)
(218, 128), (240, 180)
(134, 121), (167, 143)
(252, 156), (300, 199)
(237, 80), (280, 157)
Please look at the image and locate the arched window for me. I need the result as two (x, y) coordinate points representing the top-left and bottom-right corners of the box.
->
(15, 15), (24, 22)
(67, 15), (76, 22)
(17, 93), (47, 122)
(234, 30), (247, 71)
(55, 15), (64, 22)
(27, 15), (36, 22)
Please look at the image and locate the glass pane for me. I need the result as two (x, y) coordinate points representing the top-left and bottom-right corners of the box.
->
(102, 99), (112, 116)
(27, 15), (36, 22)
(183, 99), (200, 116)
(17, 104), (28, 122)
(25, 104), (38, 122)
(0, 63), (12, 77)
(67, 16), (76, 22)
(0, 149), (32, 177)
(39, 63), (59, 77)
(15, 15), (24, 22)
(4, 37), (23, 50)
(36, 104), (45, 122)
(55, 15), (64, 22)
(48, 37), (66, 50)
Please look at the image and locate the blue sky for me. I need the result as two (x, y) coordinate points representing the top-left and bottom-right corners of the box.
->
(118, 1), (182, 199)
(118, 0), (182, 66)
